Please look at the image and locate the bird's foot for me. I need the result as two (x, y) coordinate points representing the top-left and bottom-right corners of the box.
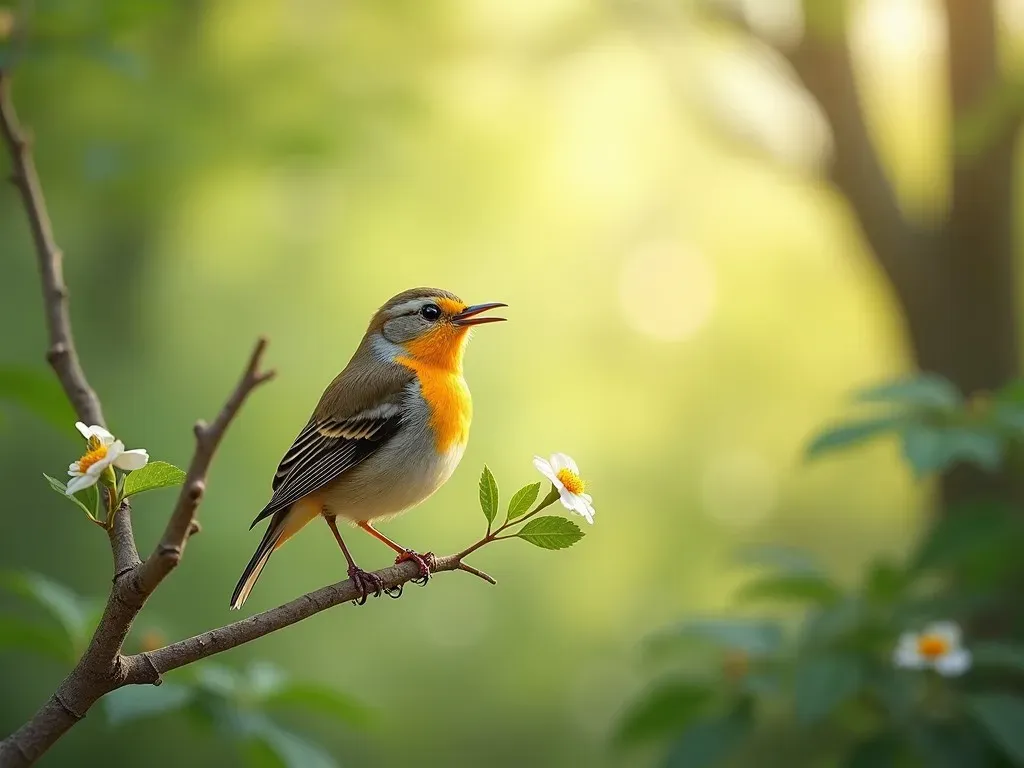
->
(347, 565), (383, 606)
(396, 549), (435, 586)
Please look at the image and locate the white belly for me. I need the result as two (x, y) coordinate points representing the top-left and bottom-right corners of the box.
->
(320, 387), (467, 522)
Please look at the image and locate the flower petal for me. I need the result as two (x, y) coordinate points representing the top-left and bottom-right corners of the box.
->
(926, 621), (962, 648)
(556, 487), (576, 511)
(893, 645), (926, 669)
(114, 449), (149, 471)
(571, 495), (595, 524)
(893, 633), (925, 669)
(553, 452), (579, 474)
(66, 474), (97, 495)
(935, 648), (972, 677)
(86, 449), (118, 476)
(533, 456), (557, 484)
(76, 422), (115, 443)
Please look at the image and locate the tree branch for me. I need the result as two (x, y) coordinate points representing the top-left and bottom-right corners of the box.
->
(0, 69), (105, 427)
(124, 554), (489, 682)
(136, 339), (274, 596)
(0, 67), (499, 768)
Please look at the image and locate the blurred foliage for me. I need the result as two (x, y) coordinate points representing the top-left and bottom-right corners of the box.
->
(4, 0), (1024, 766)
(0, 566), (370, 767)
(104, 661), (371, 768)
(808, 374), (1024, 477)
(619, 374), (1024, 767)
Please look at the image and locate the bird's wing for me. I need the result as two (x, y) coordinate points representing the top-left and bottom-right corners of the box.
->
(249, 361), (413, 528)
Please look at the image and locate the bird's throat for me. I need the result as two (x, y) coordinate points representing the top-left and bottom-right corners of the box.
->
(400, 325), (469, 373)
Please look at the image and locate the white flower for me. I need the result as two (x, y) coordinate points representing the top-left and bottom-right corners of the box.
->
(533, 452), (595, 525)
(893, 621), (972, 677)
(66, 422), (149, 495)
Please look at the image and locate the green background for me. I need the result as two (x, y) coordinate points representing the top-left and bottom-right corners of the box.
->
(0, 0), (958, 765)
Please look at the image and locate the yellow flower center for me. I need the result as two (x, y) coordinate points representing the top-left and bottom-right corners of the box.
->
(917, 634), (950, 659)
(77, 439), (108, 474)
(556, 468), (585, 495)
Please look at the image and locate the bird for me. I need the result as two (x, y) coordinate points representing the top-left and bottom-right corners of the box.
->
(230, 287), (506, 610)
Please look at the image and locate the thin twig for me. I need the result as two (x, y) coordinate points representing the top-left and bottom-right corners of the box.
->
(0, 67), (499, 768)
(136, 339), (274, 596)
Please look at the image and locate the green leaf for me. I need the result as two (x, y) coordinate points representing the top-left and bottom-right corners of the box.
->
(104, 683), (194, 726)
(478, 465), (498, 526)
(793, 654), (862, 725)
(122, 461), (186, 498)
(966, 694), (1024, 765)
(806, 416), (905, 459)
(193, 663), (243, 700)
(0, 615), (73, 663)
(798, 599), (865, 649)
(664, 702), (753, 768)
(616, 681), (713, 746)
(900, 424), (1004, 477)
(505, 482), (541, 523)
(515, 516), (584, 550)
(735, 573), (842, 606)
(42, 473), (98, 522)
(972, 642), (1024, 675)
(0, 572), (91, 653)
(262, 683), (371, 727)
(855, 375), (962, 409)
(243, 715), (339, 768)
(0, 366), (75, 429)
(863, 558), (909, 604)
(910, 503), (1020, 575)
(734, 544), (823, 576)
(652, 618), (784, 657)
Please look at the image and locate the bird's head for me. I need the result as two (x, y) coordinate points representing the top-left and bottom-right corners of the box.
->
(367, 287), (506, 371)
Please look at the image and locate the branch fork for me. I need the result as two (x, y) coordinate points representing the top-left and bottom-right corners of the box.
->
(0, 68), (498, 767)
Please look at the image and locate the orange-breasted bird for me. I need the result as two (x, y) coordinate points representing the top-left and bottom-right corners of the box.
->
(230, 288), (506, 609)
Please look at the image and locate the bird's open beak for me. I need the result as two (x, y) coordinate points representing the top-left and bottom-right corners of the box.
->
(453, 302), (508, 326)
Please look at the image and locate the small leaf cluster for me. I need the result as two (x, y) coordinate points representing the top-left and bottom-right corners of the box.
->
(477, 465), (585, 550)
(618, 515), (1024, 766)
(618, 373), (1024, 767)
(44, 459), (185, 528)
(105, 661), (368, 768)
(806, 373), (1024, 477)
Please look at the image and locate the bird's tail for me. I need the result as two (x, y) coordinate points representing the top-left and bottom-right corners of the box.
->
(230, 514), (286, 610)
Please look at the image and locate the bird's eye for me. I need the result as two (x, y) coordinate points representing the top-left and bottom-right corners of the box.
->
(420, 303), (442, 321)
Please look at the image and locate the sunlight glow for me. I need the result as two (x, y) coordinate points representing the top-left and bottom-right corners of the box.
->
(1000, 0), (1024, 34)
(851, 0), (945, 63)
(696, 45), (831, 171)
(619, 239), (716, 342)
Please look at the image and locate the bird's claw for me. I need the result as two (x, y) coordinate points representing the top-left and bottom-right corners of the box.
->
(347, 565), (383, 605)
(396, 549), (435, 586)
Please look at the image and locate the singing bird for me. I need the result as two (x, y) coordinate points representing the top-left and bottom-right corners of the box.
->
(230, 288), (506, 609)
